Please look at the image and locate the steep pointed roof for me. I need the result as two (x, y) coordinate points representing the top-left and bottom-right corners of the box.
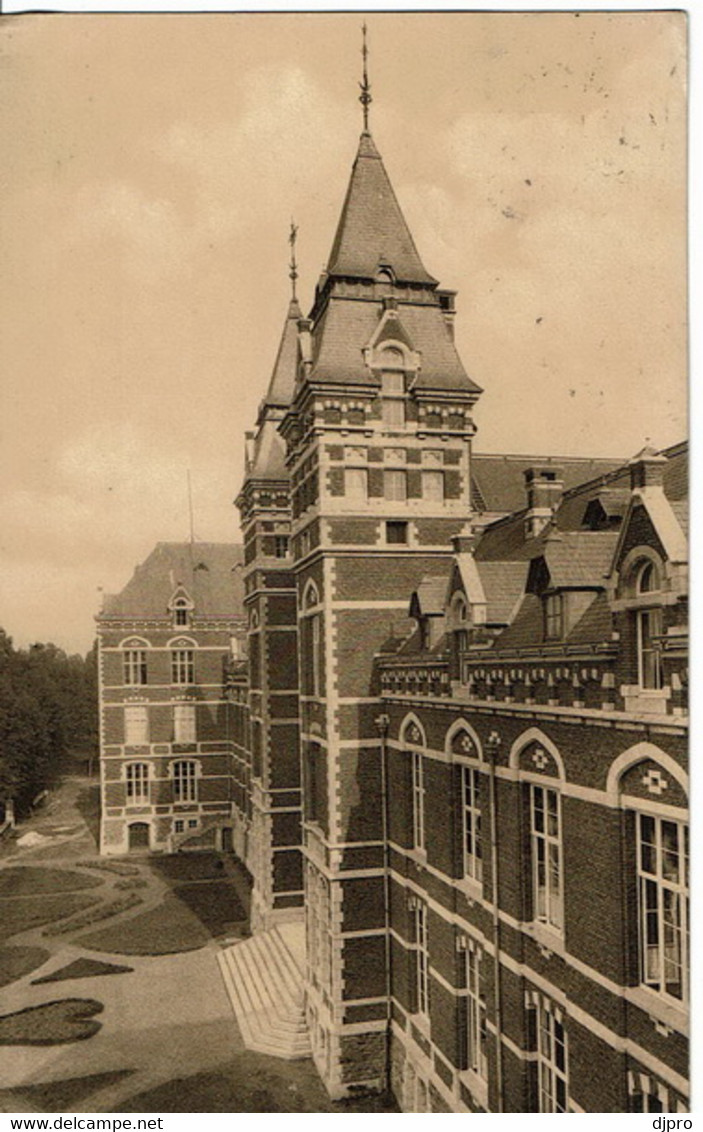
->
(263, 298), (301, 409)
(326, 132), (437, 285)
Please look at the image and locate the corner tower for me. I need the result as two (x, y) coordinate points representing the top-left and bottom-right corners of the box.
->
(236, 272), (304, 930)
(280, 106), (482, 1093)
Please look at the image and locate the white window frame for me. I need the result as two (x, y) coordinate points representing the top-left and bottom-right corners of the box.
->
(173, 600), (189, 627)
(123, 649), (147, 686)
(544, 592), (564, 640)
(422, 470), (444, 502)
(462, 765), (482, 882)
(465, 943), (487, 1078)
(125, 761), (149, 804)
(530, 783), (563, 931)
(124, 705), (149, 746)
(413, 899), (429, 1018)
(636, 811), (688, 1002)
(174, 703), (196, 744)
(173, 759), (198, 803)
(310, 613), (321, 697)
(344, 467), (368, 501)
(384, 468), (407, 501)
(411, 749), (425, 852)
(171, 648), (194, 685)
(536, 1000), (569, 1112)
(637, 606), (663, 690)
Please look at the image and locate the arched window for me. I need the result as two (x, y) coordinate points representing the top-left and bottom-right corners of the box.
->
(401, 716), (426, 853)
(511, 732), (565, 934)
(125, 762), (149, 804)
(379, 346), (406, 429)
(634, 558), (663, 689)
(302, 581), (322, 696)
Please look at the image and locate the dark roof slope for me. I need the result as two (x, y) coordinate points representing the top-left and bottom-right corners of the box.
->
(471, 453), (624, 515)
(310, 296), (480, 393)
(326, 132), (436, 285)
(102, 542), (244, 620)
(263, 298), (301, 409)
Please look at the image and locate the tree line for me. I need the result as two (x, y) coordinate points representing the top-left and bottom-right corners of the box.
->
(0, 630), (98, 817)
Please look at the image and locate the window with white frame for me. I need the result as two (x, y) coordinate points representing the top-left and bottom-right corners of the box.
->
(310, 614), (321, 696)
(422, 470), (444, 502)
(628, 1070), (683, 1113)
(171, 648), (194, 685)
(465, 942), (487, 1078)
(381, 366), (406, 429)
(634, 558), (663, 689)
(530, 783), (563, 930)
(123, 649), (147, 686)
(173, 759), (197, 803)
(173, 599), (189, 627)
(544, 592), (565, 640)
(124, 705), (148, 746)
(535, 999), (568, 1112)
(345, 467), (368, 501)
(462, 765), (482, 882)
(636, 811), (688, 1002)
(411, 749), (425, 852)
(174, 703), (196, 744)
(125, 762), (149, 804)
(413, 898), (429, 1017)
(384, 469), (407, 501)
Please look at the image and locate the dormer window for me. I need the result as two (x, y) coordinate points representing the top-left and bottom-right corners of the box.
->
(174, 600), (189, 627)
(379, 347), (406, 429)
(544, 593), (565, 640)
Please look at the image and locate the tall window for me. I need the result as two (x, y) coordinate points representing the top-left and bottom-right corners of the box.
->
(274, 535), (289, 558)
(381, 368), (405, 429)
(411, 750), (425, 852)
(345, 467), (367, 501)
(544, 593), (564, 640)
(530, 784), (563, 930)
(465, 944), (487, 1078)
(384, 469), (407, 502)
(124, 705), (148, 746)
(462, 766), (482, 882)
(413, 899), (429, 1017)
(635, 559), (663, 689)
(174, 703), (196, 744)
(173, 760), (197, 803)
(125, 762), (149, 803)
(536, 1000), (568, 1112)
(636, 812), (688, 1001)
(173, 599), (189, 627)
(171, 648), (194, 685)
(311, 614), (321, 696)
(123, 649), (147, 686)
(422, 470), (444, 502)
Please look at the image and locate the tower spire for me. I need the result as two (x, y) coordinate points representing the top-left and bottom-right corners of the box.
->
(359, 22), (372, 133)
(288, 220), (298, 302)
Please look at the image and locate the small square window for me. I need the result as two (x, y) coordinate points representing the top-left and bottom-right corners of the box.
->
(188, 818), (198, 829)
(386, 520), (408, 545)
(174, 819), (185, 834)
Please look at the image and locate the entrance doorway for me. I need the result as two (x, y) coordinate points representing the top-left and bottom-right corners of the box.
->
(128, 822), (150, 852)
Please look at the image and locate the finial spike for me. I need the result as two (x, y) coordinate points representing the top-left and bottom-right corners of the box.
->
(359, 22), (372, 133)
(288, 220), (298, 301)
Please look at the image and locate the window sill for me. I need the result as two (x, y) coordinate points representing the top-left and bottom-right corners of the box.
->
(407, 848), (428, 870)
(457, 1067), (488, 1111)
(522, 921), (565, 958)
(625, 985), (689, 1036)
(456, 876), (484, 904)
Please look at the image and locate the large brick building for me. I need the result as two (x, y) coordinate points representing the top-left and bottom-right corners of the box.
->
(97, 542), (246, 855)
(230, 102), (688, 1111)
(97, 58), (688, 1114)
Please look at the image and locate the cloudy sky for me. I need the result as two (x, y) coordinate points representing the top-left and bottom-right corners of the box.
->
(0, 11), (687, 654)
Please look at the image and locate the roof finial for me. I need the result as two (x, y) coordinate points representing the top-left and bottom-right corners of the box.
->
(359, 22), (372, 133)
(288, 219), (298, 301)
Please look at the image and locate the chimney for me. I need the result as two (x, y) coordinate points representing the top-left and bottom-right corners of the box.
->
(629, 446), (666, 491)
(524, 466), (564, 538)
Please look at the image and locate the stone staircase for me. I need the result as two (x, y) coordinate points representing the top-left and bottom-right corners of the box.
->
(217, 925), (310, 1059)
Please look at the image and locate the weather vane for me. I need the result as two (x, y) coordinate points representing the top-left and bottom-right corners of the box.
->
(359, 22), (372, 132)
(289, 220), (298, 301)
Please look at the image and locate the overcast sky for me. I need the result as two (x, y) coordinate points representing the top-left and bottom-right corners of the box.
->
(0, 11), (686, 654)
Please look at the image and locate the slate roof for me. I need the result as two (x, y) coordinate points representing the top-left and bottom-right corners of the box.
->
(326, 132), (437, 285)
(263, 298), (301, 409)
(411, 574), (449, 617)
(310, 295), (481, 393)
(470, 453), (624, 515)
(475, 560), (530, 623)
(101, 542), (245, 621)
(537, 531), (620, 587)
(248, 417), (288, 483)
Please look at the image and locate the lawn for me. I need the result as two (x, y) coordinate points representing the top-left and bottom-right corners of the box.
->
(0, 867), (104, 897)
(32, 958), (133, 985)
(174, 882), (246, 937)
(0, 999), (104, 1045)
(149, 853), (230, 882)
(114, 1050), (399, 1113)
(0, 946), (50, 988)
(0, 1069), (136, 1113)
(78, 896), (211, 955)
(0, 895), (103, 943)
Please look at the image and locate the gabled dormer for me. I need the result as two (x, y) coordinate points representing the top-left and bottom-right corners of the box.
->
(168, 586), (194, 629)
